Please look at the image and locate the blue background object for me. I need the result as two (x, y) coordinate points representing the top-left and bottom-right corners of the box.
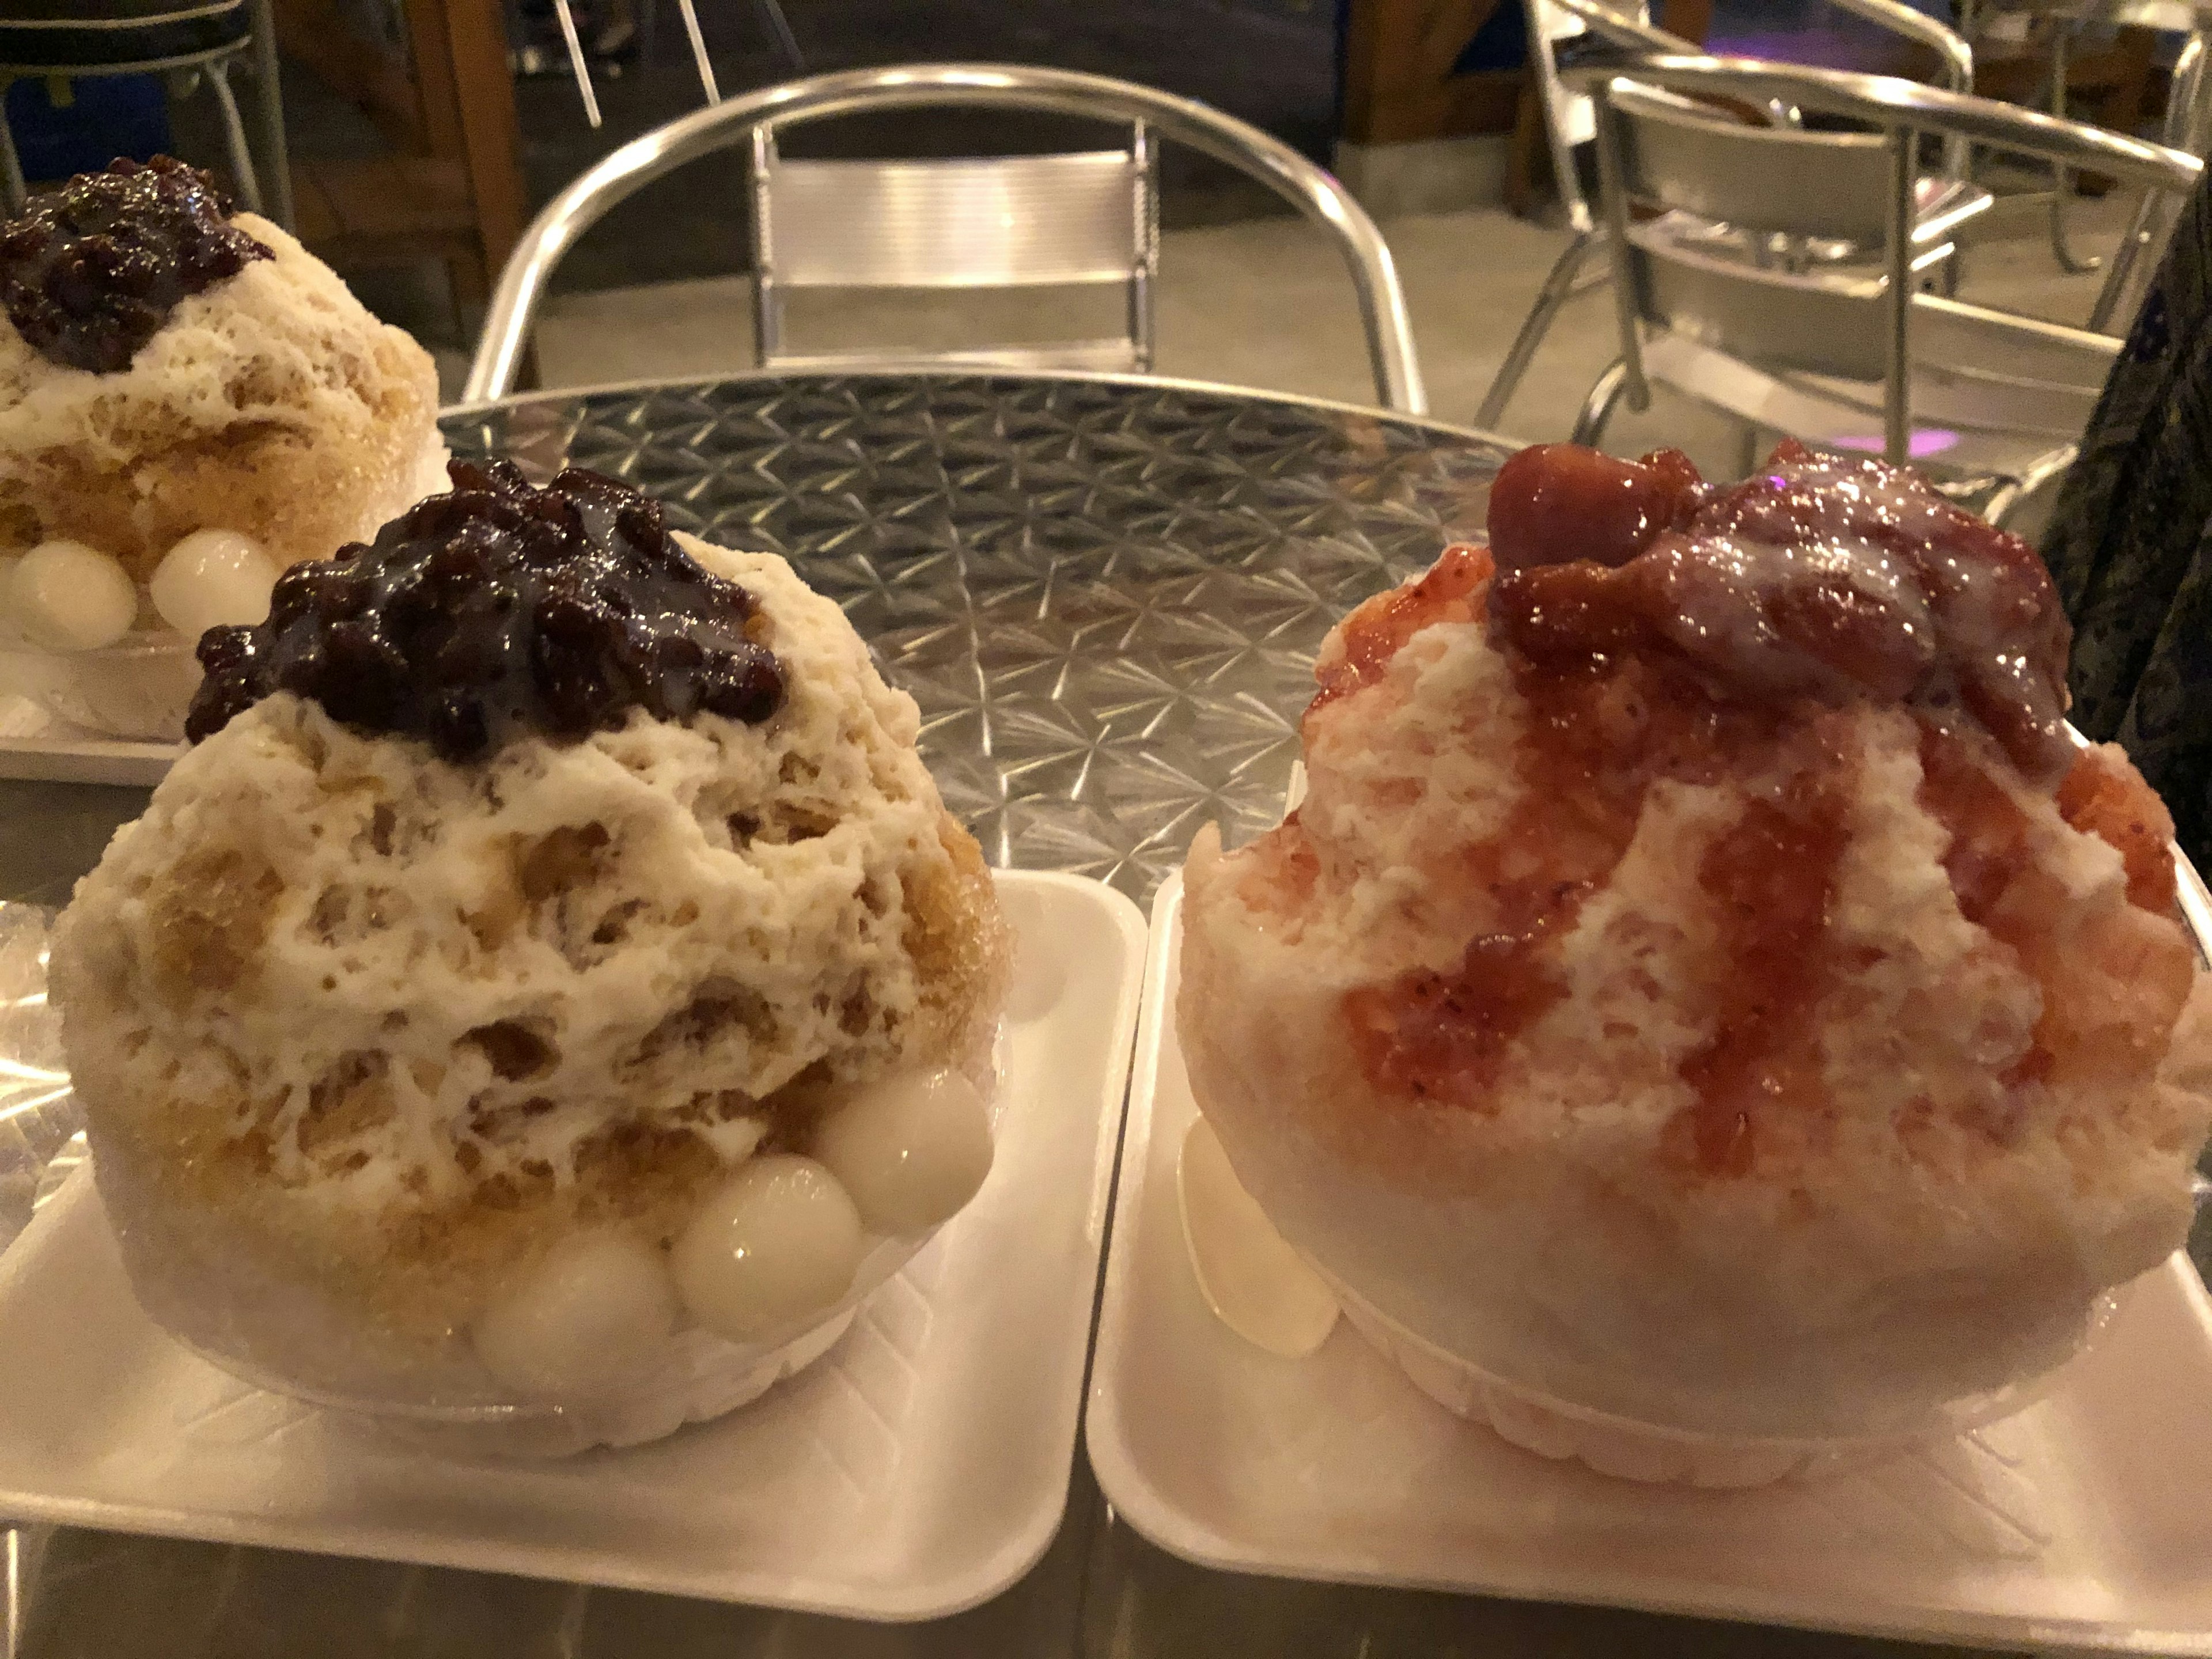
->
(3, 75), (173, 182)
(1455, 2), (1530, 74)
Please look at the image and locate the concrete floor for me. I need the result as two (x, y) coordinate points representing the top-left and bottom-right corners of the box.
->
(525, 190), (2137, 478)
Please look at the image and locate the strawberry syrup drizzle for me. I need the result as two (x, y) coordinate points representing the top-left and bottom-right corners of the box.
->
(1667, 759), (1853, 1176)
(1309, 543), (1492, 717)
(1308, 442), (2171, 1177)
(1490, 441), (2075, 785)
(2056, 744), (2177, 913)
(1339, 624), (1808, 1147)
(1917, 724), (2191, 1103)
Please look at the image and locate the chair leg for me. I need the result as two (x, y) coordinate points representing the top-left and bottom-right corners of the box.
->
(2089, 188), (2160, 332)
(2047, 27), (2103, 275)
(1734, 418), (1763, 480)
(2049, 168), (2102, 274)
(676, 0), (721, 104)
(1986, 445), (2078, 537)
(247, 0), (293, 230)
(205, 58), (264, 216)
(550, 0), (603, 128)
(1572, 358), (1632, 449)
(0, 82), (24, 215)
(752, 0), (804, 70)
(1476, 229), (1599, 432)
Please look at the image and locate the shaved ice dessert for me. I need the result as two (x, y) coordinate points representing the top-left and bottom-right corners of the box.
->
(1179, 440), (2212, 1478)
(50, 460), (1009, 1452)
(0, 157), (442, 737)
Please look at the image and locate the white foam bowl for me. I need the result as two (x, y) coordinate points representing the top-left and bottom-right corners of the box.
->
(0, 630), (198, 742)
(164, 1228), (940, 1460)
(1319, 1264), (2126, 1488)
(107, 1041), (1006, 1461)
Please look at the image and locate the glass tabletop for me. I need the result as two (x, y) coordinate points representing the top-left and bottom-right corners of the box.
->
(0, 370), (2099, 1658)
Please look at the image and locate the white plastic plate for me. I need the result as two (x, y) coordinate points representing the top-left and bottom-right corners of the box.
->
(1089, 872), (2212, 1657)
(0, 869), (1144, 1622)
(0, 696), (176, 787)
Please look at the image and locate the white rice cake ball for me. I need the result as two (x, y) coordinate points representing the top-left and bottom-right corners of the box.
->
(672, 1156), (867, 1343)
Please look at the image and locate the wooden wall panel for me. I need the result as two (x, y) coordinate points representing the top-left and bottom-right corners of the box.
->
(1341, 0), (1521, 145)
(1342, 0), (1714, 147)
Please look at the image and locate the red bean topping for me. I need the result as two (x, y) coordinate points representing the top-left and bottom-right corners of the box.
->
(1487, 443), (1704, 574)
(0, 157), (270, 374)
(186, 460), (785, 761)
(1483, 443), (2074, 784)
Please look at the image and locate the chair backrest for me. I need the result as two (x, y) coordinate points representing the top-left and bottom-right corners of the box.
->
(1522, 1), (1673, 234)
(1824, 0), (1974, 94)
(1608, 89), (1908, 388)
(748, 119), (1157, 373)
(1528, 0), (1977, 229)
(463, 63), (1425, 412)
(1605, 84), (1924, 385)
(1567, 51), (2200, 460)
(0, 1), (250, 70)
(1610, 82), (1896, 245)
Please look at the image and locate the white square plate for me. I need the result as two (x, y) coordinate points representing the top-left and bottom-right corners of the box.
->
(0, 696), (176, 787)
(0, 868), (1145, 1622)
(1088, 872), (2212, 1657)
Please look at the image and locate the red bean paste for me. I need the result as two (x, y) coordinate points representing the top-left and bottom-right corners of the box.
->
(1315, 442), (2176, 1177)
(187, 459), (785, 762)
(0, 157), (270, 374)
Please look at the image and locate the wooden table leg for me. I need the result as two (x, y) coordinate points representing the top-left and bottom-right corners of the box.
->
(1657, 0), (1712, 46)
(404, 0), (528, 290)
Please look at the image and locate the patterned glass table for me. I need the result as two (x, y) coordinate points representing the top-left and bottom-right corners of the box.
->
(0, 373), (2032, 1659)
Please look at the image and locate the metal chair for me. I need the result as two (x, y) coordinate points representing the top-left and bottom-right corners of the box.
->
(1956, 0), (2201, 276)
(1562, 50), (2199, 527)
(463, 63), (1426, 413)
(2089, 26), (2212, 327)
(1477, 0), (1989, 431)
(0, 0), (290, 226)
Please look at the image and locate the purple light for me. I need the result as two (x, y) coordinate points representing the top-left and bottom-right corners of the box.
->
(1828, 429), (1961, 459)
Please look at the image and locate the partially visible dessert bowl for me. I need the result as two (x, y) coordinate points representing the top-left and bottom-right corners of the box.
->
(50, 460), (1010, 1454)
(0, 157), (443, 738)
(1178, 440), (2212, 1481)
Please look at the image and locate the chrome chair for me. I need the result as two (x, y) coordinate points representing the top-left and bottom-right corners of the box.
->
(1957, 0), (2208, 276)
(0, 0), (289, 225)
(1478, 0), (1989, 431)
(463, 63), (1425, 413)
(1563, 51), (2199, 527)
(2090, 27), (2212, 327)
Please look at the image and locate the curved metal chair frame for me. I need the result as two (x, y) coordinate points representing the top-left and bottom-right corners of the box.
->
(1956, 0), (2211, 280)
(2090, 28), (2212, 329)
(0, 0), (290, 228)
(1478, 0), (1987, 433)
(464, 63), (1426, 414)
(1560, 50), (2198, 523)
